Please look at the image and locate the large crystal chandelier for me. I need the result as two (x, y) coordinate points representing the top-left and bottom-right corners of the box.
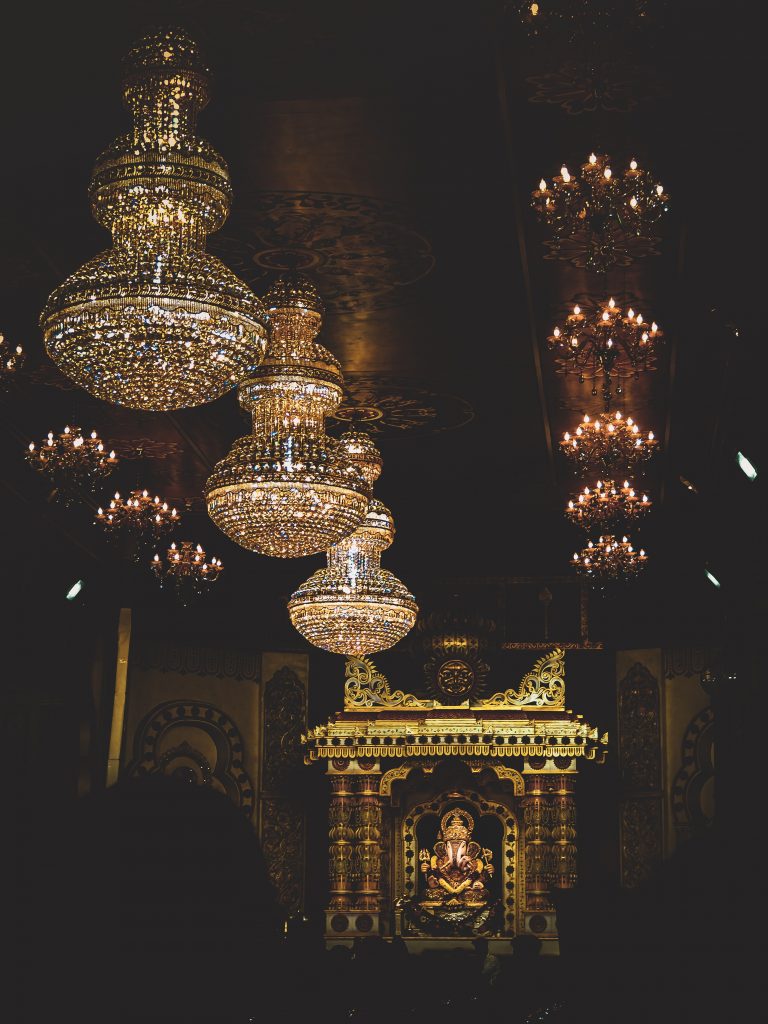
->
(572, 534), (648, 583)
(151, 540), (223, 603)
(565, 479), (651, 530)
(532, 153), (669, 272)
(561, 411), (657, 472)
(549, 297), (662, 409)
(26, 425), (118, 502)
(288, 431), (418, 655)
(41, 28), (267, 411)
(205, 274), (370, 557)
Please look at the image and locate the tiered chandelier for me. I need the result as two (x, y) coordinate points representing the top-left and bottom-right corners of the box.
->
(532, 153), (669, 271)
(41, 27), (267, 411)
(571, 534), (648, 583)
(205, 274), (370, 557)
(288, 430), (418, 656)
(565, 479), (650, 530)
(0, 332), (24, 385)
(96, 489), (180, 544)
(151, 541), (223, 602)
(548, 297), (661, 409)
(561, 411), (657, 472)
(26, 426), (118, 501)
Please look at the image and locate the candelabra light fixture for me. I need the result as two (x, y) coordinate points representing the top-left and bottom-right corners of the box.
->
(26, 426), (118, 502)
(151, 540), (223, 603)
(565, 479), (651, 530)
(571, 534), (648, 583)
(288, 430), (418, 656)
(561, 411), (658, 472)
(532, 153), (669, 272)
(0, 332), (24, 385)
(205, 274), (370, 558)
(548, 296), (662, 409)
(96, 489), (180, 547)
(41, 27), (267, 411)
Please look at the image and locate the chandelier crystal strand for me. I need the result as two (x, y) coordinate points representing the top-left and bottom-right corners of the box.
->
(532, 153), (669, 272)
(561, 411), (658, 473)
(205, 274), (370, 557)
(26, 426), (118, 502)
(151, 540), (223, 603)
(549, 297), (662, 410)
(572, 534), (648, 583)
(41, 27), (267, 410)
(565, 479), (651, 530)
(96, 489), (180, 545)
(0, 332), (25, 386)
(288, 430), (418, 656)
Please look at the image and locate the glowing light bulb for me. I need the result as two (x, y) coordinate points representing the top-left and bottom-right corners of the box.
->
(561, 165), (571, 182)
(539, 178), (547, 191)
(604, 167), (612, 180)
(589, 153), (597, 164)
(630, 159), (638, 170)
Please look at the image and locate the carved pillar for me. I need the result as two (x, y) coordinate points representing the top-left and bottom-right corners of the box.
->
(552, 776), (577, 889)
(354, 774), (383, 912)
(522, 775), (553, 912)
(328, 773), (356, 912)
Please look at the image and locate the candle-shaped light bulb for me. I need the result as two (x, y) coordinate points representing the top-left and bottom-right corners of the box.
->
(589, 153), (597, 164)
(573, 304), (581, 315)
(630, 158), (638, 170)
(561, 165), (571, 182)
(539, 178), (547, 191)
(604, 167), (612, 180)
(630, 196), (638, 209)
(656, 184), (664, 195)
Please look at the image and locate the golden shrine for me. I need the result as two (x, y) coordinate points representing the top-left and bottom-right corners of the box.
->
(304, 648), (607, 949)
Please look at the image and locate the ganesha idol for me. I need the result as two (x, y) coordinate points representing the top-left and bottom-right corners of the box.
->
(419, 808), (494, 906)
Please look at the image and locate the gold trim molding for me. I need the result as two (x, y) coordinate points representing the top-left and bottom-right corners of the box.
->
(478, 649), (565, 709)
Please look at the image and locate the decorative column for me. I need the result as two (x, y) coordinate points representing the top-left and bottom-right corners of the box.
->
(354, 773), (383, 913)
(522, 775), (553, 913)
(552, 776), (578, 889)
(328, 773), (356, 913)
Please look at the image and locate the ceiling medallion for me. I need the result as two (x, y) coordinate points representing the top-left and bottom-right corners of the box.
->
(415, 610), (496, 703)
(151, 541), (223, 604)
(565, 479), (651, 531)
(526, 62), (662, 115)
(532, 153), (669, 273)
(41, 27), (267, 411)
(210, 190), (435, 314)
(26, 426), (118, 504)
(205, 274), (370, 557)
(0, 331), (25, 386)
(548, 296), (662, 410)
(96, 489), (180, 552)
(561, 411), (658, 473)
(330, 373), (474, 437)
(572, 534), (648, 584)
(288, 431), (418, 656)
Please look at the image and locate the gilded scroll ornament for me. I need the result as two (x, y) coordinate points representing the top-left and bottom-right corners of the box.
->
(344, 655), (429, 709)
(478, 649), (566, 709)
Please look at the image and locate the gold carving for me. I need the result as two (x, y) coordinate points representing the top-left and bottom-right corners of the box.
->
(478, 649), (566, 709)
(344, 655), (430, 709)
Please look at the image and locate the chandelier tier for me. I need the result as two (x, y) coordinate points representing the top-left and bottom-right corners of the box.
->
(26, 426), (118, 501)
(151, 540), (223, 602)
(561, 411), (658, 472)
(205, 274), (371, 558)
(0, 332), (25, 385)
(549, 296), (662, 410)
(565, 479), (651, 530)
(532, 153), (669, 272)
(41, 27), (267, 411)
(572, 534), (648, 583)
(96, 489), (180, 543)
(288, 493), (418, 656)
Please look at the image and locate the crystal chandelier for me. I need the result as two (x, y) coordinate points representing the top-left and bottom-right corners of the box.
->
(41, 27), (267, 411)
(549, 296), (661, 409)
(288, 431), (418, 656)
(565, 479), (650, 530)
(205, 274), (370, 557)
(96, 489), (180, 545)
(532, 153), (669, 272)
(572, 534), (648, 582)
(0, 332), (24, 386)
(561, 411), (658, 472)
(26, 426), (118, 502)
(151, 541), (223, 602)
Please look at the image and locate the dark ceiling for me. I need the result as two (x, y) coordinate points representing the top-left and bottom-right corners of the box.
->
(0, 0), (762, 650)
